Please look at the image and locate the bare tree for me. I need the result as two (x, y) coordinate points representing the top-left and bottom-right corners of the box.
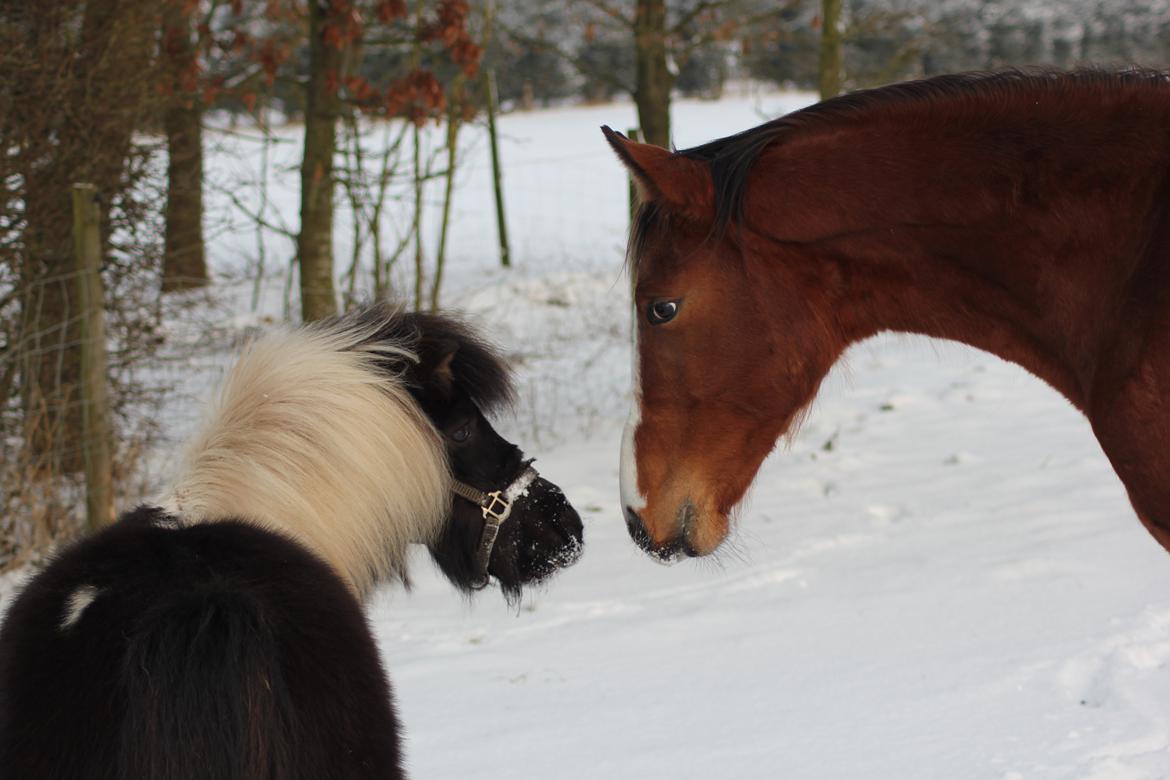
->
(297, 0), (349, 322)
(7, 0), (162, 471)
(819, 0), (843, 99)
(289, 0), (482, 316)
(505, 1), (789, 148)
(634, 0), (671, 147)
(1, 0), (177, 566)
(161, 0), (208, 292)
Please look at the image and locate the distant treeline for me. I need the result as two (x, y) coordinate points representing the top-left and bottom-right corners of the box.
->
(448, 1), (1170, 112)
(219, 1), (1170, 119)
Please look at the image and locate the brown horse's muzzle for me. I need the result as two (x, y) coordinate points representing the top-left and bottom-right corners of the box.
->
(624, 498), (728, 561)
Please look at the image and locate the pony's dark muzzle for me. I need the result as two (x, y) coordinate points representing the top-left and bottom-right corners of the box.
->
(528, 477), (584, 567)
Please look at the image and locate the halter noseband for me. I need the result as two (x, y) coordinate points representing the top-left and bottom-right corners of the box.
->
(450, 464), (539, 589)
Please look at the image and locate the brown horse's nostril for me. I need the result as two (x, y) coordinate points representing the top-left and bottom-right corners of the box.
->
(625, 506), (650, 548)
(626, 505), (685, 562)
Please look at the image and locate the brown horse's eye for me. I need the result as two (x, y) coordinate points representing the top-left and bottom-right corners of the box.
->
(450, 423), (471, 443)
(647, 299), (680, 325)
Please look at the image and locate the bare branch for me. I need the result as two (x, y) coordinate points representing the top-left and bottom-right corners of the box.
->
(581, 0), (634, 29)
(677, 4), (798, 58)
(670, 0), (725, 36)
(499, 22), (633, 96)
(206, 179), (297, 240)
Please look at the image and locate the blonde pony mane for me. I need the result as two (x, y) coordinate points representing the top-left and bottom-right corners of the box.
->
(157, 311), (450, 599)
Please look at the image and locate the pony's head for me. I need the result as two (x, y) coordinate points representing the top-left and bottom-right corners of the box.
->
(603, 125), (846, 561)
(161, 304), (582, 601)
(393, 311), (584, 601)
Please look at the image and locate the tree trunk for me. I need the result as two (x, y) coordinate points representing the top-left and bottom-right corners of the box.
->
(161, 0), (207, 292)
(17, 3), (80, 472)
(412, 120), (424, 310)
(633, 0), (672, 148)
(430, 93), (461, 311)
(77, 0), (156, 205)
(819, 0), (844, 100)
(18, 0), (158, 472)
(297, 0), (342, 322)
(482, 69), (510, 268)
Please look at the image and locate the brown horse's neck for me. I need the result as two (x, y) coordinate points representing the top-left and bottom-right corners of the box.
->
(746, 91), (1170, 412)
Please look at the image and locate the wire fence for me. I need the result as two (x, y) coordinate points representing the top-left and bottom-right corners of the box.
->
(0, 102), (648, 572)
(3, 264), (102, 569)
(0, 270), (265, 572)
(2, 181), (177, 571)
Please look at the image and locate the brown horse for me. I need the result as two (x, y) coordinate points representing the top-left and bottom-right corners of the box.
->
(604, 68), (1170, 562)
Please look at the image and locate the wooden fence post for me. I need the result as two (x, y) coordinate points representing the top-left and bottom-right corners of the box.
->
(72, 183), (114, 529)
(627, 127), (643, 226)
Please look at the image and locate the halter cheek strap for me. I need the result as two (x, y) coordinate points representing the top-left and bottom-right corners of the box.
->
(451, 465), (539, 589)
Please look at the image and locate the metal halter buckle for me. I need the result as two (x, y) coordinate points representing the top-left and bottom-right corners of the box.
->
(480, 490), (512, 523)
(450, 464), (538, 590)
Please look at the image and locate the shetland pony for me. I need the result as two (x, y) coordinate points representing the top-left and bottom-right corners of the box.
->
(0, 305), (582, 779)
(604, 68), (1170, 560)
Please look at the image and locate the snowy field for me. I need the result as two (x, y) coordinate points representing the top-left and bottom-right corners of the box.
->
(346, 92), (1170, 779)
(12, 87), (1170, 777)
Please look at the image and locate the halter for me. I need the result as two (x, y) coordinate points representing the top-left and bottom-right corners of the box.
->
(450, 463), (539, 589)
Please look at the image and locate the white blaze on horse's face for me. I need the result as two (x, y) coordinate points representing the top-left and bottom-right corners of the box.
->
(619, 305), (647, 514)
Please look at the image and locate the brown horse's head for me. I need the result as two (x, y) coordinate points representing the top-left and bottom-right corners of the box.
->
(603, 126), (845, 561)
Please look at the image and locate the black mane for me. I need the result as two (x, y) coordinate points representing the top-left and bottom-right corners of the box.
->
(332, 302), (516, 414)
(674, 67), (1170, 236)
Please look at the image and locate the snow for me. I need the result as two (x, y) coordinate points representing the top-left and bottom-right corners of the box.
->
(11, 85), (1170, 777)
(380, 339), (1170, 779)
(355, 91), (1170, 778)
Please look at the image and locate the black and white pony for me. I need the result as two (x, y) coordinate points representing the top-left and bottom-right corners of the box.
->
(0, 305), (583, 779)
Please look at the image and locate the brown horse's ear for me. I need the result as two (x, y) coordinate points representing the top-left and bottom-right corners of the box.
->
(601, 126), (713, 221)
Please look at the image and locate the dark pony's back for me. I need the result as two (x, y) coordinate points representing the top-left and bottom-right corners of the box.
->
(0, 506), (402, 780)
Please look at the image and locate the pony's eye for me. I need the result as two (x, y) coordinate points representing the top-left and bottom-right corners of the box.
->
(646, 299), (680, 325)
(450, 423), (471, 443)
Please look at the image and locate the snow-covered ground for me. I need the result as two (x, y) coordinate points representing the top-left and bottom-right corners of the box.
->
(381, 341), (1170, 779)
(14, 87), (1170, 777)
(364, 93), (1170, 779)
